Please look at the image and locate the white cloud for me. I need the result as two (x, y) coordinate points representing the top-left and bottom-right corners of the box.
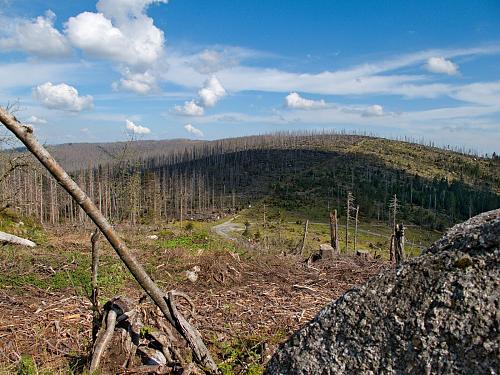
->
(191, 50), (234, 74)
(125, 119), (151, 134)
(26, 115), (47, 124)
(451, 81), (500, 106)
(362, 104), (384, 117)
(0, 10), (71, 57)
(198, 75), (227, 107)
(112, 69), (157, 94)
(33, 82), (93, 112)
(174, 100), (204, 116)
(96, 0), (168, 23)
(184, 123), (204, 137)
(425, 57), (459, 75)
(164, 46), (500, 99)
(65, 0), (167, 95)
(285, 92), (327, 109)
(65, 11), (164, 68)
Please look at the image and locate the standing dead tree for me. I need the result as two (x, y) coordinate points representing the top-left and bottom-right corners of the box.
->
(0, 107), (218, 373)
(394, 223), (405, 266)
(345, 192), (355, 252)
(353, 205), (359, 253)
(389, 194), (398, 262)
(329, 210), (339, 254)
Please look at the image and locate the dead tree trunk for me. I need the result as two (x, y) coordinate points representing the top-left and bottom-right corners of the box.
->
(329, 210), (339, 254)
(389, 234), (395, 262)
(394, 223), (405, 266)
(0, 108), (218, 373)
(345, 192), (354, 252)
(0, 231), (36, 247)
(300, 219), (309, 256)
(354, 205), (359, 253)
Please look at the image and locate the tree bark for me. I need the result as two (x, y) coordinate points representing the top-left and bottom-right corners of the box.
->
(329, 210), (339, 254)
(91, 227), (101, 343)
(394, 223), (405, 266)
(0, 231), (36, 247)
(354, 205), (359, 253)
(0, 108), (218, 373)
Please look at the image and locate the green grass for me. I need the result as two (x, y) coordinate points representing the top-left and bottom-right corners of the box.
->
(0, 210), (47, 244)
(0, 245), (130, 297)
(233, 207), (441, 259)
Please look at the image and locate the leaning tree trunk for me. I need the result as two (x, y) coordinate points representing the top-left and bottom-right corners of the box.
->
(0, 108), (218, 373)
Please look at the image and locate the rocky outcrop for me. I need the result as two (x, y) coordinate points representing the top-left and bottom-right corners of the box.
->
(266, 209), (499, 375)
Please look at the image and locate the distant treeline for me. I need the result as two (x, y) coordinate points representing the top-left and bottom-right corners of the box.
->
(1, 132), (499, 228)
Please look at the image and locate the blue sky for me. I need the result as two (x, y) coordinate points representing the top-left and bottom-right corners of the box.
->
(0, 0), (499, 153)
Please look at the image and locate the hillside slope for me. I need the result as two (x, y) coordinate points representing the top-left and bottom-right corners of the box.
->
(4, 133), (499, 229)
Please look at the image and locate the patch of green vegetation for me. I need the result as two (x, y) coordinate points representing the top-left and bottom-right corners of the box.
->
(0, 210), (47, 244)
(232, 207), (441, 260)
(140, 325), (154, 337)
(216, 336), (266, 375)
(158, 225), (244, 256)
(0, 246), (129, 298)
(18, 355), (38, 375)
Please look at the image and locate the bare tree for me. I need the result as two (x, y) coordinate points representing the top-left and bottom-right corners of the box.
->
(353, 205), (359, 252)
(345, 192), (354, 252)
(389, 194), (398, 262)
(394, 223), (405, 266)
(329, 209), (339, 254)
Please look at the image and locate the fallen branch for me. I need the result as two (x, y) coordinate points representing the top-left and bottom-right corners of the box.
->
(292, 284), (317, 292)
(0, 231), (36, 247)
(166, 291), (214, 373)
(89, 308), (118, 372)
(0, 107), (218, 374)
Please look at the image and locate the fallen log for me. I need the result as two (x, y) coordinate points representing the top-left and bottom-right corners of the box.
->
(0, 230), (36, 247)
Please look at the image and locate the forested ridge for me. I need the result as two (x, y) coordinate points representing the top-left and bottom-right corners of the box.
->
(2, 132), (499, 229)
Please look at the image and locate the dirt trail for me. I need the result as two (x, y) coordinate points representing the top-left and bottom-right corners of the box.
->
(212, 217), (245, 240)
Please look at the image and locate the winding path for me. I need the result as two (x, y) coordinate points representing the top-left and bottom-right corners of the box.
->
(212, 217), (245, 240)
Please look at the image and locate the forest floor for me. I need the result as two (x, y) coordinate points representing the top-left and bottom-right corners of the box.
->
(0, 213), (441, 374)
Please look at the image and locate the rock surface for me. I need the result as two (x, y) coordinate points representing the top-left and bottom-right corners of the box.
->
(266, 209), (500, 375)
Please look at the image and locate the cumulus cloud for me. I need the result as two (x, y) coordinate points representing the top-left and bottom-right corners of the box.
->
(26, 115), (47, 124)
(362, 104), (384, 117)
(112, 69), (157, 94)
(66, 0), (166, 67)
(0, 10), (71, 57)
(65, 0), (167, 95)
(198, 75), (227, 107)
(125, 119), (151, 134)
(174, 100), (204, 116)
(65, 11), (164, 68)
(425, 57), (459, 75)
(33, 82), (93, 112)
(184, 123), (204, 137)
(285, 92), (327, 109)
